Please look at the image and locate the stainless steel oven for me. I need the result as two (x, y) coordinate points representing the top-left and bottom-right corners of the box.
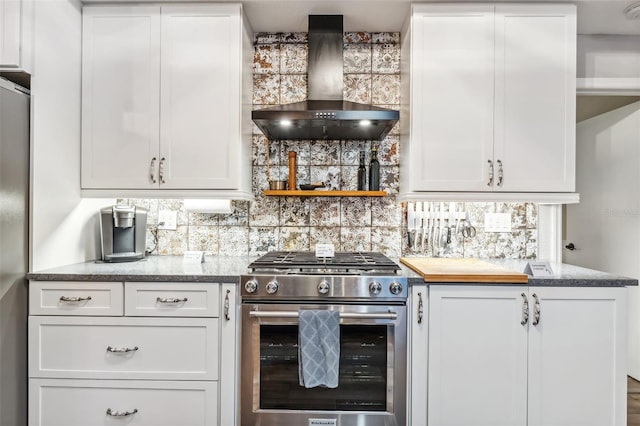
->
(240, 252), (408, 426)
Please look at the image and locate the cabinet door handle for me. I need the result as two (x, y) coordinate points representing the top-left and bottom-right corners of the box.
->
(417, 291), (424, 324)
(156, 297), (187, 304)
(150, 157), (157, 183)
(106, 408), (138, 417)
(532, 293), (541, 326)
(224, 289), (231, 321)
(496, 159), (504, 187)
(521, 292), (529, 325)
(487, 159), (494, 186)
(106, 346), (139, 353)
(59, 296), (92, 302)
(159, 157), (166, 184)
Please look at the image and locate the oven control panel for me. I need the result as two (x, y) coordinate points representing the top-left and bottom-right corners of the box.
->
(240, 275), (408, 301)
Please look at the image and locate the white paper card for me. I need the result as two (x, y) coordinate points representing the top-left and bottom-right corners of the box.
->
(315, 243), (335, 258)
(183, 251), (205, 263)
(523, 261), (554, 277)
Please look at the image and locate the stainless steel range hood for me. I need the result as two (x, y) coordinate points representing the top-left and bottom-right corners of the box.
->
(252, 15), (399, 141)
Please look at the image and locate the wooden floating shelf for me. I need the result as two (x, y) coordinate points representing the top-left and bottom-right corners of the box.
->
(264, 190), (387, 197)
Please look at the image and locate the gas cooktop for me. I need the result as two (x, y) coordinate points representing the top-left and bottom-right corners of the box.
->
(248, 251), (401, 274)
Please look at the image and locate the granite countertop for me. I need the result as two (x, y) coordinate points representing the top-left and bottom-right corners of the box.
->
(402, 259), (638, 287)
(27, 255), (256, 283)
(27, 256), (638, 287)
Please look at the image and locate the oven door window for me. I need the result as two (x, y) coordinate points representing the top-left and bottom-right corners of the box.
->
(259, 324), (388, 411)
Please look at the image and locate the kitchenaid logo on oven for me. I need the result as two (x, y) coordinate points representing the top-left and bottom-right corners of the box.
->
(310, 419), (337, 426)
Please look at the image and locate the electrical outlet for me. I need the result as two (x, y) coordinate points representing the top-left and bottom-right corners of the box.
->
(484, 212), (512, 232)
(158, 210), (177, 230)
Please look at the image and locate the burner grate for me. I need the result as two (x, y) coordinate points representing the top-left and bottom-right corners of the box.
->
(248, 251), (400, 273)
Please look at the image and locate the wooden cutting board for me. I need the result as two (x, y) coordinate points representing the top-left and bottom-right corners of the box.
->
(400, 257), (528, 283)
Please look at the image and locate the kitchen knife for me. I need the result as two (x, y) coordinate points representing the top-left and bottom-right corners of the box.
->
(407, 202), (415, 248)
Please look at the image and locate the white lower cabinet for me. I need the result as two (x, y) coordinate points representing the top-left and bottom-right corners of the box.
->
(29, 379), (217, 426)
(426, 285), (627, 426)
(28, 281), (238, 426)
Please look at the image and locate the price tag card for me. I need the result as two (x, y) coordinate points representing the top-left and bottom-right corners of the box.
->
(523, 261), (554, 277)
(315, 243), (335, 258)
(183, 251), (205, 264)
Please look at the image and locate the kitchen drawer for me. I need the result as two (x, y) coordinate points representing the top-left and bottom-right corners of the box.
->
(29, 281), (123, 316)
(29, 378), (218, 426)
(29, 316), (218, 380)
(125, 282), (220, 317)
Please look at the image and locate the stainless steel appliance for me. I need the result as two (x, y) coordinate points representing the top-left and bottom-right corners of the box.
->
(99, 205), (148, 262)
(251, 15), (399, 141)
(0, 77), (29, 425)
(241, 251), (407, 426)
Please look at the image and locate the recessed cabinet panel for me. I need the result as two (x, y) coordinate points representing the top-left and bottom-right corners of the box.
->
(428, 286), (528, 425)
(29, 316), (219, 380)
(81, 7), (161, 189)
(527, 287), (626, 426)
(160, 6), (239, 189)
(411, 5), (495, 191)
(494, 5), (576, 192)
(0, 0), (33, 72)
(29, 379), (218, 426)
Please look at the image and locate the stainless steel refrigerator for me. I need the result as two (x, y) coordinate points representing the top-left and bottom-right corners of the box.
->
(0, 76), (29, 426)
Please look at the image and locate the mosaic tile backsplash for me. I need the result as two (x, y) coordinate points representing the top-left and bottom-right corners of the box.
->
(119, 31), (538, 259)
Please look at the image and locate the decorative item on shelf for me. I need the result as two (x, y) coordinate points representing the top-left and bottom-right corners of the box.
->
(269, 180), (288, 190)
(369, 145), (380, 191)
(288, 151), (297, 190)
(357, 150), (367, 190)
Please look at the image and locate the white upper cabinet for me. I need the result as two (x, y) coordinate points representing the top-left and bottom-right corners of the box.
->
(81, 4), (253, 199)
(494, 4), (576, 192)
(0, 0), (33, 73)
(400, 3), (576, 200)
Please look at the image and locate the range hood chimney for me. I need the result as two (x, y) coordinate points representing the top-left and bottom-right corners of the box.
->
(252, 15), (399, 141)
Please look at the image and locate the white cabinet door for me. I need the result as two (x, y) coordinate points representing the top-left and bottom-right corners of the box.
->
(410, 5), (494, 191)
(428, 286), (528, 426)
(408, 285), (428, 426)
(219, 283), (238, 426)
(81, 6), (161, 189)
(159, 5), (241, 190)
(0, 0), (32, 71)
(29, 378), (218, 426)
(494, 4), (576, 192)
(527, 287), (626, 426)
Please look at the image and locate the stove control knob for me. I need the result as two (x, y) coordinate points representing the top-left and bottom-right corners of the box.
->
(389, 282), (403, 295)
(369, 281), (382, 295)
(318, 280), (330, 295)
(266, 280), (279, 294)
(244, 279), (258, 294)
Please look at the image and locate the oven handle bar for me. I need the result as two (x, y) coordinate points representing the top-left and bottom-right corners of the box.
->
(249, 310), (397, 320)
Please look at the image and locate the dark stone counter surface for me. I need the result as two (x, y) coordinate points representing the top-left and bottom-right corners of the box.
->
(401, 259), (638, 287)
(28, 256), (637, 287)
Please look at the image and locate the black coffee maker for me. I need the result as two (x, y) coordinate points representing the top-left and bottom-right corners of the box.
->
(99, 205), (148, 262)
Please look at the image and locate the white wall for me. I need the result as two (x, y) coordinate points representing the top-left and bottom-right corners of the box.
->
(30, 0), (113, 271)
(564, 101), (640, 379)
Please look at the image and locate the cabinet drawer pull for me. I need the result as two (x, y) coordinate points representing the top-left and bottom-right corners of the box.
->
(159, 157), (166, 184)
(106, 346), (139, 353)
(224, 289), (231, 321)
(532, 293), (541, 326)
(487, 159), (494, 186)
(521, 292), (529, 325)
(417, 291), (424, 324)
(496, 159), (504, 187)
(59, 296), (92, 302)
(106, 408), (138, 417)
(156, 297), (188, 304)
(150, 157), (157, 183)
